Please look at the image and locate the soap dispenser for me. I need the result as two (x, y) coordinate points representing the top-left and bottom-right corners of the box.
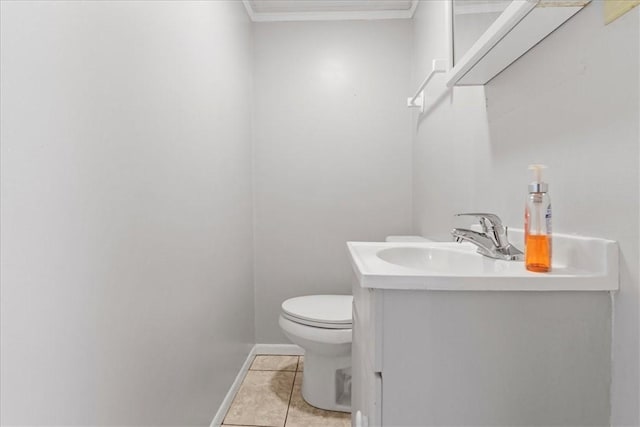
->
(525, 164), (552, 272)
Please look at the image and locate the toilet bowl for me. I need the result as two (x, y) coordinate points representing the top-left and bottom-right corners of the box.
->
(279, 294), (353, 413)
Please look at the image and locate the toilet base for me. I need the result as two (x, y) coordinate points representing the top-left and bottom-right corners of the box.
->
(301, 352), (351, 413)
(278, 314), (352, 413)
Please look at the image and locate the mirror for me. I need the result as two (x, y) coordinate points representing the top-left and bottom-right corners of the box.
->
(453, 0), (511, 65)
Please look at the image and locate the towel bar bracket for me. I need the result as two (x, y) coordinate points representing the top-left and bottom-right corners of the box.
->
(407, 58), (448, 113)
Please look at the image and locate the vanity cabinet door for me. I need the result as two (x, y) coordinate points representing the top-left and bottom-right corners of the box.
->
(352, 303), (382, 427)
(351, 278), (383, 371)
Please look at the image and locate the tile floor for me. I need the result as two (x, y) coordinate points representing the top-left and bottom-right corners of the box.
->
(223, 355), (351, 427)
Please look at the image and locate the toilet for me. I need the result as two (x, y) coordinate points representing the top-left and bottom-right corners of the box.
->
(279, 294), (353, 413)
(279, 236), (430, 413)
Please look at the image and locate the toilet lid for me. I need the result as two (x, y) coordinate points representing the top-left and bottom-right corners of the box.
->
(282, 295), (353, 326)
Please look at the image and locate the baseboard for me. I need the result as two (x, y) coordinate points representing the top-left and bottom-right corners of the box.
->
(210, 345), (257, 427)
(255, 343), (304, 355)
(209, 343), (305, 427)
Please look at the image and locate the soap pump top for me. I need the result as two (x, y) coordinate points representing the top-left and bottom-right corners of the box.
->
(528, 164), (548, 193)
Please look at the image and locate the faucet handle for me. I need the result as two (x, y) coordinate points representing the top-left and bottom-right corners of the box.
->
(454, 213), (504, 231)
(455, 213), (508, 248)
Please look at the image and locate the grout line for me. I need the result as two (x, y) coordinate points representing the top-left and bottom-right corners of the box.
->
(222, 424), (272, 427)
(282, 358), (299, 427)
(222, 424), (279, 427)
(249, 355), (299, 372)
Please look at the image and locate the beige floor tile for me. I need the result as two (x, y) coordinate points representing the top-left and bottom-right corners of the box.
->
(224, 370), (295, 427)
(285, 374), (351, 427)
(297, 356), (303, 372)
(251, 355), (298, 371)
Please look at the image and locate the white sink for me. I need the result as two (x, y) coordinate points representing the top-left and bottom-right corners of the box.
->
(376, 246), (523, 275)
(347, 230), (618, 291)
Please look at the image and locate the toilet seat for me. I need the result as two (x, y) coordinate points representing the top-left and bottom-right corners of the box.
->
(279, 315), (352, 346)
(282, 295), (352, 329)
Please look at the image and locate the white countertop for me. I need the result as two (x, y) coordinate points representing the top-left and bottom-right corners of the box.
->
(347, 232), (618, 291)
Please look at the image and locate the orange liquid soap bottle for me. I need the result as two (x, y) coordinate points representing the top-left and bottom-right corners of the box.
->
(525, 164), (552, 272)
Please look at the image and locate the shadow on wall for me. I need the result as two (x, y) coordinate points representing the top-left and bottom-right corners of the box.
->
(416, 85), (453, 130)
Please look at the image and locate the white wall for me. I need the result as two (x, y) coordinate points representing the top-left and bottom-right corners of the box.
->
(253, 20), (413, 343)
(412, 1), (639, 425)
(0, 1), (254, 425)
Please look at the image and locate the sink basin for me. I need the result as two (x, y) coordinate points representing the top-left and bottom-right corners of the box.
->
(347, 231), (618, 291)
(377, 247), (482, 274)
(376, 246), (529, 275)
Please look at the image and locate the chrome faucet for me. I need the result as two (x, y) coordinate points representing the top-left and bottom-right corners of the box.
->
(451, 213), (524, 261)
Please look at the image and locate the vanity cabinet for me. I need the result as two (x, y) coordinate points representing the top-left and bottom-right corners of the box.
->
(350, 278), (613, 427)
(351, 282), (383, 426)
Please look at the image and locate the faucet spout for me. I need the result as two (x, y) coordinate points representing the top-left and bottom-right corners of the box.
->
(451, 228), (499, 257)
(451, 213), (524, 261)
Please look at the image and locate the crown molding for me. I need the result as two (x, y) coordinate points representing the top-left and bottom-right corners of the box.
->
(242, 0), (418, 22)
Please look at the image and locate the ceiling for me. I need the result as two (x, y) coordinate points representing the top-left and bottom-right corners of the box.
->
(244, 0), (417, 21)
(248, 0), (413, 13)
(453, 0), (510, 15)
